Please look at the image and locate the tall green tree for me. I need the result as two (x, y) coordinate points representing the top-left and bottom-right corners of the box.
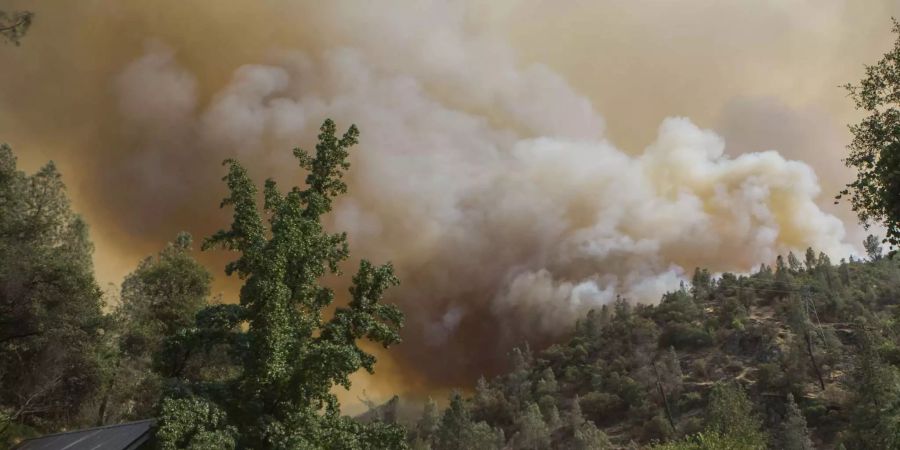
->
(433, 393), (504, 450)
(690, 268), (712, 301)
(121, 232), (211, 339)
(839, 20), (900, 247)
(780, 394), (813, 450)
(155, 120), (406, 449)
(843, 323), (900, 449)
(510, 402), (551, 450)
(788, 251), (803, 272)
(864, 234), (883, 261)
(652, 383), (766, 450)
(0, 145), (105, 436)
(705, 382), (766, 448)
(566, 398), (611, 450)
(805, 248), (817, 272)
(411, 397), (440, 448)
(94, 233), (212, 425)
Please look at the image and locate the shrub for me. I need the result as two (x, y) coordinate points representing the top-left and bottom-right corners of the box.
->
(660, 324), (714, 351)
(579, 392), (627, 425)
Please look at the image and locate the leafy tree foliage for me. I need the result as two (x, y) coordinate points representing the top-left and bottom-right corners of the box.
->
(157, 396), (238, 450)
(155, 120), (406, 449)
(0, 145), (105, 438)
(648, 383), (765, 449)
(567, 398), (611, 450)
(121, 232), (211, 340)
(839, 20), (900, 246)
(93, 233), (212, 425)
(704, 382), (766, 447)
(411, 397), (440, 448)
(510, 402), (551, 450)
(650, 430), (764, 450)
(842, 323), (900, 449)
(864, 234), (883, 261)
(433, 393), (504, 450)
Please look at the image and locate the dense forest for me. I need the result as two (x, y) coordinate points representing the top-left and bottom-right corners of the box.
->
(0, 121), (408, 449)
(6, 9), (900, 450)
(383, 244), (900, 449)
(7, 131), (900, 449)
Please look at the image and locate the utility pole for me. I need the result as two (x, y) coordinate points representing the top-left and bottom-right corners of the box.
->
(802, 290), (826, 391)
(653, 361), (677, 433)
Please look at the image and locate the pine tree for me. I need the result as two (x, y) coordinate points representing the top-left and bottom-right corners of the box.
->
(667, 347), (684, 386)
(507, 347), (533, 408)
(598, 304), (611, 326)
(691, 268), (712, 301)
(573, 420), (611, 450)
(0, 145), (105, 434)
(435, 393), (503, 450)
(757, 263), (773, 279)
(567, 397), (612, 450)
(788, 252), (803, 272)
(776, 255), (787, 274)
(576, 309), (604, 340)
(569, 397), (586, 430)
(839, 20), (900, 246)
(780, 394), (813, 450)
(864, 234), (883, 261)
(805, 248), (817, 272)
(845, 323), (900, 449)
(535, 367), (561, 428)
(705, 382), (766, 447)
(511, 402), (552, 450)
(775, 255), (793, 294)
(416, 397), (440, 443)
(434, 393), (470, 450)
(95, 233), (212, 425)
(839, 258), (850, 285)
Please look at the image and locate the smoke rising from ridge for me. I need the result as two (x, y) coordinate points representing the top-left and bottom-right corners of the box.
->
(107, 7), (850, 383)
(0, 0), (891, 399)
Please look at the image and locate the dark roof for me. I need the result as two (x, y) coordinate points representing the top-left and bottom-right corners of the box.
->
(13, 419), (155, 450)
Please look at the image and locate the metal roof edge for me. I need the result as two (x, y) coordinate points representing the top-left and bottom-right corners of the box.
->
(12, 418), (157, 447)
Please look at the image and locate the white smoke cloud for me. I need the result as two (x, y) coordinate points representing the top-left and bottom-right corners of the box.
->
(112, 0), (852, 382)
(116, 41), (197, 133)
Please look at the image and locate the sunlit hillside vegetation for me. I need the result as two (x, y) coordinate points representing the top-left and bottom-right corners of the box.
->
(389, 246), (900, 449)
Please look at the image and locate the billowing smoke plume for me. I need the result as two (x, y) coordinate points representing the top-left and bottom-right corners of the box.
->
(106, 2), (850, 385)
(1, 0), (883, 398)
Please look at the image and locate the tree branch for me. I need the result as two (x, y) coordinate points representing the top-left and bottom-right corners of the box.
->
(0, 15), (28, 34)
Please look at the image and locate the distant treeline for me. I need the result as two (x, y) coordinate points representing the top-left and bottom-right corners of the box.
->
(389, 241), (900, 449)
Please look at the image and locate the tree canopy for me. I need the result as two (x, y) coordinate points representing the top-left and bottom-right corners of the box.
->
(155, 119), (406, 449)
(93, 233), (213, 426)
(0, 144), (105, 440)
(840, 19), (900, 247)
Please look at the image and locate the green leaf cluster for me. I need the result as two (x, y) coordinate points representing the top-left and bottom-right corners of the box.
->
(156, 120), (406, 449)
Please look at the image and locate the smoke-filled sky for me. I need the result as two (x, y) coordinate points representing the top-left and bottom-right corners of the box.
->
(2, 0), (898, 411)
